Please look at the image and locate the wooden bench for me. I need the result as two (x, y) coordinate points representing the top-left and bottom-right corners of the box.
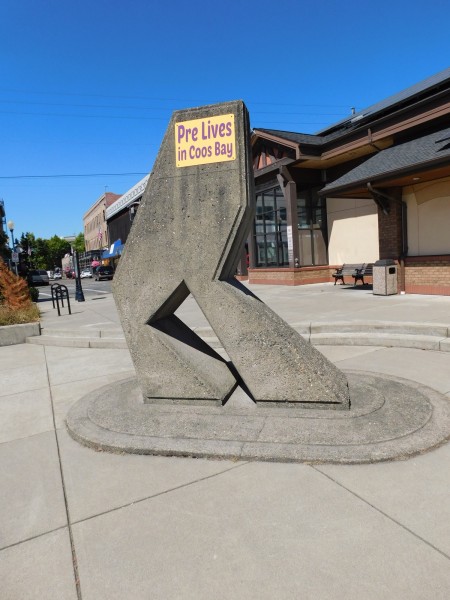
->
(352, 263), (373, 286)
(332, 263), (364, 285)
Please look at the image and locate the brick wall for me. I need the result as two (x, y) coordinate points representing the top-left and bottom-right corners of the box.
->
(247, 258), (450, 296)
(248, 266), (334, 286)
(378, 191), (403, 259)
(404, 256), (450, 295)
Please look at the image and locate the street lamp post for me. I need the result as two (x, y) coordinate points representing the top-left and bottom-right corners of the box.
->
(7, 219), (14, 249)
(73, 250), (85, 302)
(7, 220), (18, 274)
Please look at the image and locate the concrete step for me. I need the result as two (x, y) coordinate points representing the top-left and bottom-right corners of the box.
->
(307, 332), (443, 351)
(27, 335), (127, 349)
(291, 321), (450, 337)
(39, 327), (124, 339)
(439, 338), (450, 352)
(27, 321), (450, 351)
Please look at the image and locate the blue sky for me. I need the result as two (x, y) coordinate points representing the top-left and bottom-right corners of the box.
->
(1, 0), (449, 240)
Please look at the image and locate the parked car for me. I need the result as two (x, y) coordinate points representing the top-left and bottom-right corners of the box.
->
(80, 268), (92, 278)
(27, 269), (50, 286)
(54, 271), (62, 280)
(94, 266), (114, 281)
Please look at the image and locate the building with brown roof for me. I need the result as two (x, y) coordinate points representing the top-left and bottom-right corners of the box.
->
(83, 191), (121, 253)
(250, 67), (450, 295)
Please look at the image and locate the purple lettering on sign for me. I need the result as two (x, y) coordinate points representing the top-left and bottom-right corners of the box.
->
(201, 120), (232, 140)
(177, 125), (185, 144)
(176, 114), (235, 167)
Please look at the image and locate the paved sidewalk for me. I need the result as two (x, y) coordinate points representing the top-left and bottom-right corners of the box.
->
(1, 283), (450, 598)
(37, 280), (450, 331)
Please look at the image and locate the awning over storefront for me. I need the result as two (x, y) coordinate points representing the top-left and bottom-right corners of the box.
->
(105, 174), (149, 220)
(102, 239), (123, 259)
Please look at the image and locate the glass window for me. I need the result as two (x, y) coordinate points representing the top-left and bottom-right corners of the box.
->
(297, 193), (310, 229)
(253, 186), (289, 267)
(296, 188), (328, 266)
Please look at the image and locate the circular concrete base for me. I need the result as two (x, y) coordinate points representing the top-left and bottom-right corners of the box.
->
(66, 371), (450, 464)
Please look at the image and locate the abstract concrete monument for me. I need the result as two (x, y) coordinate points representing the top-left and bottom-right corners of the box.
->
(113, 101), (350, 409)
(68, 101), (450, 462)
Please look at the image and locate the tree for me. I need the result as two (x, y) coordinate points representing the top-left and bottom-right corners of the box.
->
(19, 232), (36, 252)
(0, 229), (10, 262)
(0, 259), (32, 309)
(73, 232), (85, 253)
(18, 232), (35, 266)
(36, 238), (50, 268)
(18, 233), (71, 270)
(0, 202), (8, 261)
(13, 232), (84, 271)
(47, 236), (71, 269)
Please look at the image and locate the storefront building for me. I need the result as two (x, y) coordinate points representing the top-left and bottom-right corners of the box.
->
(99, 69), (450, 296)
(249, 67), (450, 294)
(83, 191), (121, 253)
(104, 175), (149, 258)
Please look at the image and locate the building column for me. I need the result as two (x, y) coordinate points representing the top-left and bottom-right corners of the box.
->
(277, 170), (299, 268)
(376, 187), (405, 291)
(377, 187), (403, 259)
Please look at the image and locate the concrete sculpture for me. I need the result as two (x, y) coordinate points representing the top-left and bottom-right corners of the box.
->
(113, 101), (350, 409)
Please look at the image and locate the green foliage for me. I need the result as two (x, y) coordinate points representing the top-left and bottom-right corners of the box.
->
(29, 287), (39, 302)
(0, 229), (10, 261)
(19, 232), (75, 270)
(19, 232), (36, 251)
(73, 232), (85, 253)
(47, 235), (71, 268)
(32, 237), (49, 269)
(19, 233), (40, 269)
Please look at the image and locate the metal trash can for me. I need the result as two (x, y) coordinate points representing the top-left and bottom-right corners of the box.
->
(373, 259), (398, 295)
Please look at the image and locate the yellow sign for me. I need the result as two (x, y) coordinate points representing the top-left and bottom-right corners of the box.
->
(175, 114), (236, 167)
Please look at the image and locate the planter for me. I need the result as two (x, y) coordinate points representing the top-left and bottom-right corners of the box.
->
(0, 322), (40, 346)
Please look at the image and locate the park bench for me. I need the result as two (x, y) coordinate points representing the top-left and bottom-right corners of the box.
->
(332, 263), (364, 285)
(352, 263), (374, 286)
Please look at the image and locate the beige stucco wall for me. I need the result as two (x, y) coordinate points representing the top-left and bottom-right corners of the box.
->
(404, 176), (450, 256)
(326, 197), (379, 264)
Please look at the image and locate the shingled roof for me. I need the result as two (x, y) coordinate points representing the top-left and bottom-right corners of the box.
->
(254, 129), (324, 145)
(254, 67), (450, 148)
(316, 67), (450, 135)
(320, 126), (450, 195)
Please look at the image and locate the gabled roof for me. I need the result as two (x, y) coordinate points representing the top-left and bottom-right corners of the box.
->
(320, 126), (450, 196)
(254, 128), (323, 145)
